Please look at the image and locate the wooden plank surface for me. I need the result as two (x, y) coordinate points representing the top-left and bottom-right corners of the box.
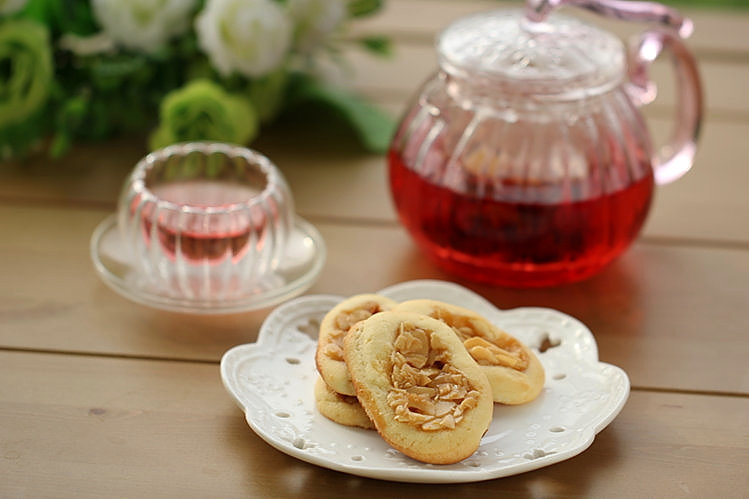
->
(1, 350), (747, 498)
(1, 204), (747, 394)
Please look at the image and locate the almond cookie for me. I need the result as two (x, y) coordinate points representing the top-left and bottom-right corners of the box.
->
(313, 376), (375, 430)
(344, 311), (494, 465)
(316, 294), (398, 396)
(394, 299), (545, 405)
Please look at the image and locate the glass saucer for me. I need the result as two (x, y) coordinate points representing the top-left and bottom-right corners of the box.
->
(90, 214), (326, 314)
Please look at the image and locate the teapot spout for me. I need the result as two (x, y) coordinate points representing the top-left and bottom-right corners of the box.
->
(524, 0), (693, 39)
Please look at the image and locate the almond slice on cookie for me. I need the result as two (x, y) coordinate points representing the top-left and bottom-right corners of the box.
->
(344, 311), (493, 465)
(394, 299), (545, 405)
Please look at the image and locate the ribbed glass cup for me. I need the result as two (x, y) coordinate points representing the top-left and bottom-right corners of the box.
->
(117, 142), (294, 301)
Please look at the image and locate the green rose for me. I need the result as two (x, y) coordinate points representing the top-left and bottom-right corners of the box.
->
(150, 79), (259, 150)
(0, 20), (53, 128)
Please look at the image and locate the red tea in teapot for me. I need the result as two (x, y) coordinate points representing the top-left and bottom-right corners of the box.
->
(389, 149), (654, 287)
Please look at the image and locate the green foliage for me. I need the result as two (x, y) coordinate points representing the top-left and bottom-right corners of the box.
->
(0, 109), (45, 159)
(150, 79), (259, 150)
(0, 19), (52, 127)
(347, 0), (383, 18)
(49, 92), (89, 157)
(0, 0), (393, 161)
(357, 35), (392, 57)
(21, 0), (98, 36)
(247, 69), (289, 123)
(286, 73), (395, 154)
(0, 18), (53, 157)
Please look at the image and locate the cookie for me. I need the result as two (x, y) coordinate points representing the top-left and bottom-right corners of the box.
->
(313, 376), (375, 430)
(394, 299), (545, 405)
(315, 294), (398, 396)
(344, 311), (494, 465)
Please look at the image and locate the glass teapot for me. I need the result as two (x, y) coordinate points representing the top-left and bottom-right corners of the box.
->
(388, 0), (702, 287)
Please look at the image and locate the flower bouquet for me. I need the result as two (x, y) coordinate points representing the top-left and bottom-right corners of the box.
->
(0, 0), (394, 160)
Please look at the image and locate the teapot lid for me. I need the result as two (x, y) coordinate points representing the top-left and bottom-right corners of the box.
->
(437, 9), (625, 97)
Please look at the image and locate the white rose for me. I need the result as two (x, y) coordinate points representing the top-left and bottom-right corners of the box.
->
(288, 0), (346, 51)
(91, 0), (197, 53)
(0, 0), (27, 15)
(196, 0), (292, 78)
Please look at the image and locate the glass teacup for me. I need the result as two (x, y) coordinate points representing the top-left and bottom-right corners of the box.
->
(117, 142), (294, 301)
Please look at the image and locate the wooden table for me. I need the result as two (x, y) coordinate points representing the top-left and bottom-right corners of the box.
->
(1, 1), (748, 497)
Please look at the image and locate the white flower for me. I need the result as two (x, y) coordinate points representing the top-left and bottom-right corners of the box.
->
(288, 0), (346, 51)
(196, 0), (292, 78)
(91, 0), (197, 53)
(0, 0), (27, 15)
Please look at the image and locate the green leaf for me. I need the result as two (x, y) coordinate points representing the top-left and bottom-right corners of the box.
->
(357, 36), (392, 57)
(49, 130), (72, 158)
(347, 0), (384, 18)
(0, 110), (46, 159)
(247, 70), (289, 123)
(56, 94), (90, 131)
(48, 92), (90, 157)
(288, 75), (395, 154)
(88, 55), (151, 91)
(21, 0), (98, 37)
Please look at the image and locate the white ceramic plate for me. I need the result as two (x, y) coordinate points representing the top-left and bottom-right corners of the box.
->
(221, 280), (629, 483)
(90, 214), (325, 314)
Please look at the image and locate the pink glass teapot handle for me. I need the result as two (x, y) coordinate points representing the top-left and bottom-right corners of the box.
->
(526, 0), (703, 185)
(525, 0), (693, 36)
(626, 28), (703, 184)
